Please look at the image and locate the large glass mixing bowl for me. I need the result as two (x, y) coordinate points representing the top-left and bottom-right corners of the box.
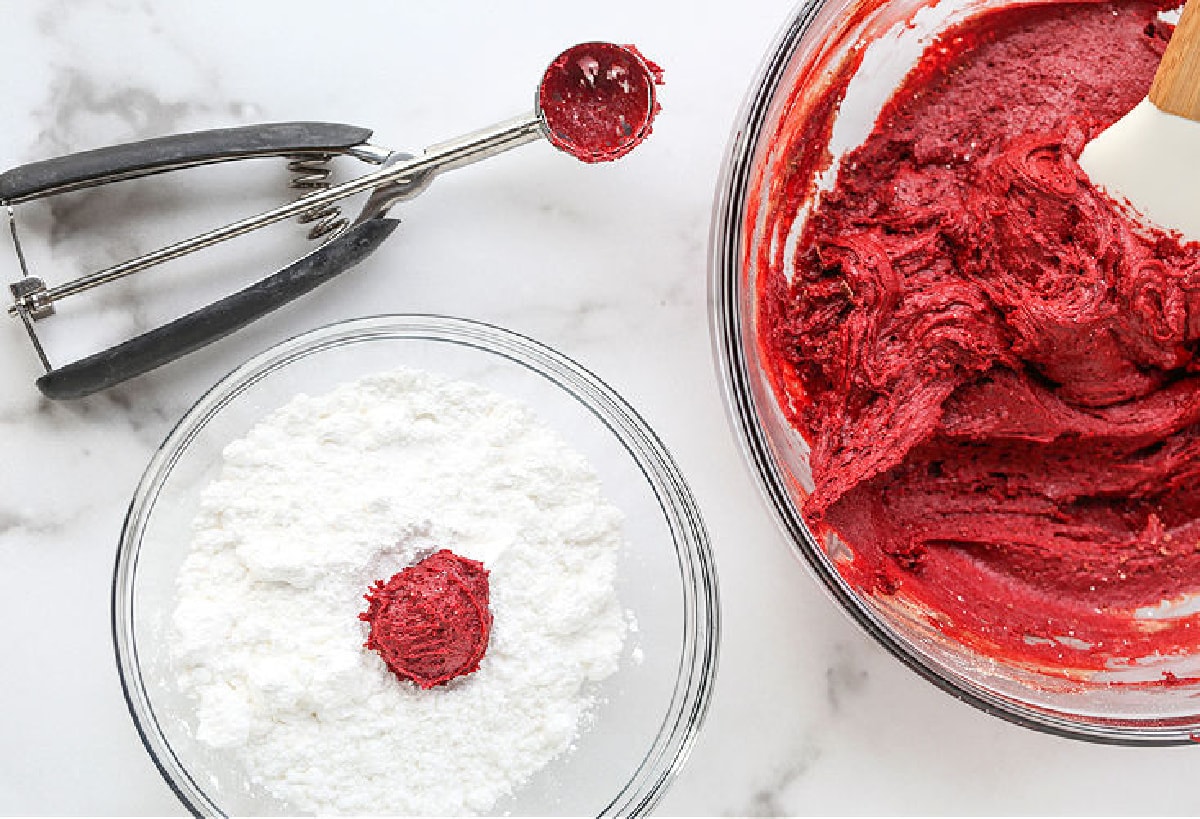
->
(710, 0), (1200, 744)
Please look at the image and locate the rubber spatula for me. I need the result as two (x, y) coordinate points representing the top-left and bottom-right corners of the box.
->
(1078, 0), (1200, 242)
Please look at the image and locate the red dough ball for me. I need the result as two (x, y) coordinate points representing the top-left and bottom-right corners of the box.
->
(360, 549), (492, 689)
(538, 42), (664, 163)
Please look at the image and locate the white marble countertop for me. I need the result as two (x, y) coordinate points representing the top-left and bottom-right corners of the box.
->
(2, 0), (1199, 815)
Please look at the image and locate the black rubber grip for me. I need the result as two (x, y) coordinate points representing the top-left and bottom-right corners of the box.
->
(0, 122), (374, 203)
(36, 217), (400, 400)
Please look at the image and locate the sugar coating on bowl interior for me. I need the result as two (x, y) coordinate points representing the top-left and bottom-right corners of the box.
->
(754, 0), (1200, 681)
(170, 367), (629, 815)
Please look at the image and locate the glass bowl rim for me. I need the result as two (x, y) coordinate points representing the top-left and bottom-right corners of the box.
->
(112, 312), (721, 815)
(707, 0), (1200, 746)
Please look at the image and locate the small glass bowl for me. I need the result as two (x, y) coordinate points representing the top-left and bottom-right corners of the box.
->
(710, 0), (1200, 744)
(113, 314), (719, 815)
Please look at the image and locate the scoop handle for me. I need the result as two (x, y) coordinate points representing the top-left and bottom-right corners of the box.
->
(1150, 0), (1200, 121)
(0, 122), (374, 205)
(35, 217), (398, 400)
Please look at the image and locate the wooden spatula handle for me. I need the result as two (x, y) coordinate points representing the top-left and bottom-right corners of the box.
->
(1151, 0), (1200, 121)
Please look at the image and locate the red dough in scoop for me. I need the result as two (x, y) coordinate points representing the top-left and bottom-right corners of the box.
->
(361, 549), (492, 689)
(538, 42), (664, 163)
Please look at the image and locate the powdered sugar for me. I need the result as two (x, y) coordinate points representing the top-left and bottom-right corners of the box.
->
(171, 368), (628, 815)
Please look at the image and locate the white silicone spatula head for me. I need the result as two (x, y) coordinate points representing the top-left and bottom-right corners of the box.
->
(1078, 0), (1200, 242)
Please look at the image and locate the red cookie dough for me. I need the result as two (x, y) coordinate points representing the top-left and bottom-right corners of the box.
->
(361, 549), (492, 689)
(538, 42), (664, 163)
(759, 0), (1200, 674)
